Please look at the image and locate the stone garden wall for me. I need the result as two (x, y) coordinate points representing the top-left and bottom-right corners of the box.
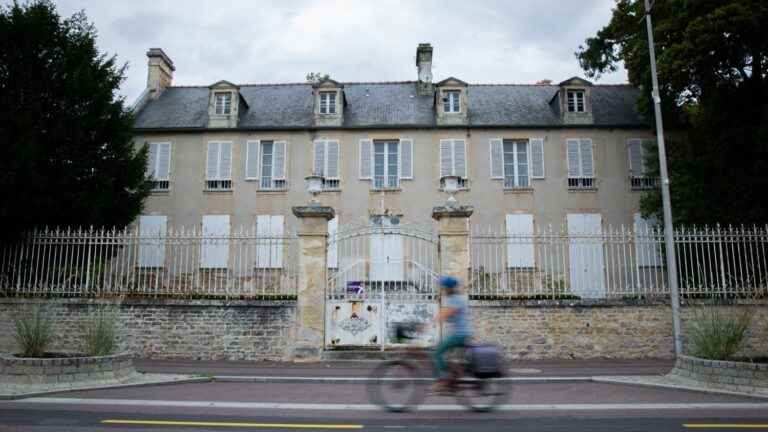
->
(0, 299), (296, 361)
(472, 300), (768, 360)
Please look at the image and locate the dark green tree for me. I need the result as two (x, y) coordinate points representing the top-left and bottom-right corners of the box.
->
(576, 0), (768, 226)
(0, 1), (150, 244)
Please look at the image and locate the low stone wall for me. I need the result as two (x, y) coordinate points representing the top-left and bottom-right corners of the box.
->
(670, 355), (768, 395)
(0, 299), (296, 361)
(472, 300), (768, 360)
(0, 352), (135, 385)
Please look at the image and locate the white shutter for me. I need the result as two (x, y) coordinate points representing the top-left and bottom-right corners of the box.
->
(505, 214), (535, 268)
(147, 143), (158, 178)
(580, 139), (594, 177)
(399, 138), (413, 179)
(634, 213), (661, 267)
(273, 141), (286, 180)
(327, 216), (338, 268)
(440, 139), (453, 177)
(313, 140), (326, 176)
(206, 142), (220, 180)
(567, 139), (580, 177)
(245, 140), (260, 180)
(156, 142), (171, 180)
(326, 140), (340, 179)
(567, 213), (606, 299)
(490, 138), (503, 179)
(628, 139), (643, 177)
(218, 142), (232, 180)
(201, 215), (229, 269)
(454, 139), (467, 178)
(270, 215), (284, 268)
(138, 215), (167, 268)
(530, 138), (545, 179)
(359, 139), (372, 179)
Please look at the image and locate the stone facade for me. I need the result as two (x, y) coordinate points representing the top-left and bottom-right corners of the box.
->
(0, 352), (136, 386)
(670, 355), (768, 396)
(0, 299), (295, 361)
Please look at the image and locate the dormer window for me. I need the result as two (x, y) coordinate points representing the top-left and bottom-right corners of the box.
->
(320, 91), (337, 115)
(443, 90), (461, 113)
(215, 92), (232, 115)
(567, 90), (585, 112)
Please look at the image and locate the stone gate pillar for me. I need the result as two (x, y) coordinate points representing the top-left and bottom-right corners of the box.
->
(291, 205), (335, 361)
(432, 205), (474, 288)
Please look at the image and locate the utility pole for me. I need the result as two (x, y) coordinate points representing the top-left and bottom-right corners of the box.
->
(644, 0), (683, 356)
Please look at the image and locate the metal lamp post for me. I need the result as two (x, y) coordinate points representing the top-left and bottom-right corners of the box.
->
(644, 0), (683, 356)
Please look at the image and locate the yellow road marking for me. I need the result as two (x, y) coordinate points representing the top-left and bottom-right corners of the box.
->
(101, 419), (363, 429)
(684, 425), (768, 429)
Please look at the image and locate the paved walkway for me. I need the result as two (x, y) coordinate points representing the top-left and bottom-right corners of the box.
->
(134, 358), (674, 378)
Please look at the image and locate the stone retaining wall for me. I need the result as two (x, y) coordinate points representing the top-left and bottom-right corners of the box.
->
(472, 300), (768, 359)
(671, 355), (768, 395)
(0, 352), (135, 385)
(0, 299), (296, 361)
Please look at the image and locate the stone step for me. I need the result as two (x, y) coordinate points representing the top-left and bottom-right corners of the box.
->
(321, 348), (416, 361)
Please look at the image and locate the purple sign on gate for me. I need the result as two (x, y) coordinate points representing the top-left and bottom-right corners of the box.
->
(346, 281), (364, 295)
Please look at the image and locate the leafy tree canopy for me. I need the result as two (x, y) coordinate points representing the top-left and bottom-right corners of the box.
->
(305, 72), (331, 84)
(0, 1), (150, 243)
(577, 0), (768, 226)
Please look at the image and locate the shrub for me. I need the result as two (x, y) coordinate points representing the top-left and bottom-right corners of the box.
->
(13, 305), (54, 357)
(689, 306), (753, 360)
(83, 307), (119, 357)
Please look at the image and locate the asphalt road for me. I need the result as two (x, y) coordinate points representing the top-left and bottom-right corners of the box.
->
(1, 381), (767, 431)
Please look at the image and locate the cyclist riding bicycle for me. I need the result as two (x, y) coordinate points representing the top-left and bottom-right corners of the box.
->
(431, 275), (472, 393)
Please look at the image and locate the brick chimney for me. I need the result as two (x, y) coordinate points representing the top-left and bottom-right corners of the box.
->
(416, 43), (433, 96)
(146, 48), (175, 99)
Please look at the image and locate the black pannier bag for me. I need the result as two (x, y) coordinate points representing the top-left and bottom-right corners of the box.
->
(468, 344), (504, 378)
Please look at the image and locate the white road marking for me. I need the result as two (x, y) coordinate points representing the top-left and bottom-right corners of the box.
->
(13, 398), (768, 412)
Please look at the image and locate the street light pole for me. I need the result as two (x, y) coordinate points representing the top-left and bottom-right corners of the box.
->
(644, 0), (683, 356)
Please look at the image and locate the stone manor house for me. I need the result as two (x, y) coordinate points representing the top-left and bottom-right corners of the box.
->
(132, 43), (656, 253)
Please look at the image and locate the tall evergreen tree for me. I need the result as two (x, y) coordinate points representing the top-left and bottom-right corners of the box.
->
(0, 1), (150, 244)
(576, 0), (768, 226)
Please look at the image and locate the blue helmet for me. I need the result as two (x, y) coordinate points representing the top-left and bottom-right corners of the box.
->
(439, 276), (459, 289)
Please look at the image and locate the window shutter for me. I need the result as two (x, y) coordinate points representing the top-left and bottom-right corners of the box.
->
(505, 214), (535, 268)
(580, 139), (594, 177)
(138, 215), (167, 268)
(326, 140), (340, 179)
(567, 139), (580, 177)
(156, 143), (171, 180)
(206, 142), (220, 180)
(327, 216), (338, 268)
(201, 215), (229, 268)
(270, 215), (284, 268)
(256, 215), (271, 268)
(490, 138), (503, 179)
(359, 139), (372, 179)
(313, 140), (326, 176)
(147, 143), (158, 178)
(245, 140), (260, 180)
(628, 139), (643, 177)
(218, 142), (232, 180)
(399, 138), (413, 179)
(273, 141), (286, 180)
(440, 139), (453, 177)
(634, 213), (661, 267)
(453, 139), (467, 178)
(530, 138), (545, 179)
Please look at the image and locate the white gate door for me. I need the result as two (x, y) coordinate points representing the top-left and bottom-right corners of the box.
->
(370, 226), (404, 281)
(567, 213), (606, 298)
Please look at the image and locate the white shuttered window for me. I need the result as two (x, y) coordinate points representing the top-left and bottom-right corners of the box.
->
(201, 215), (230, 268)
(256, 215), (284, 268)
(529, 138), (545, 179)
(138, 215), (167, 268)
(206, 141), (232, 190)
(245, 140), (287, 189)
(147, 142), (171, 190)
(566, 139), (595, 189)
(439, 139), (467, 178)
(359, 139), (372, 179)
(506, 214), (535, 268)
(634, 213), (661, 267)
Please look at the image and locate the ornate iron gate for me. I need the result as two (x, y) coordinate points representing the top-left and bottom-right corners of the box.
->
(326, 216), (439, 349)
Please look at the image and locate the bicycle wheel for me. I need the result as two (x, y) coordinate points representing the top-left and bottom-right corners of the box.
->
(367, 360), (426, 412)
(453, 376), (511, 412)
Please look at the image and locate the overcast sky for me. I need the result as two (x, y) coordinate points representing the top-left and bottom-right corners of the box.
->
(49, 0), (627, 103)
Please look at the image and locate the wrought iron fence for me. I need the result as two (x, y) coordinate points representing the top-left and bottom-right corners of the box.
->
(470, 225), (768, 300)
(0, 226), (298, 299)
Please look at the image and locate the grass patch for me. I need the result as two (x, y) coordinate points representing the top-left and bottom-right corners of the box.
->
(13, 305), (54, 357)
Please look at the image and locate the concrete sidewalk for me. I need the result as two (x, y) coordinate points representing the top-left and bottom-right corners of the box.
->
(134, 358), (674, 379)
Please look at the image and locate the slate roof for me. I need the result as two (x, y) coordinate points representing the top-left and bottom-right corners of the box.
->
(133, 81), (646, 130)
